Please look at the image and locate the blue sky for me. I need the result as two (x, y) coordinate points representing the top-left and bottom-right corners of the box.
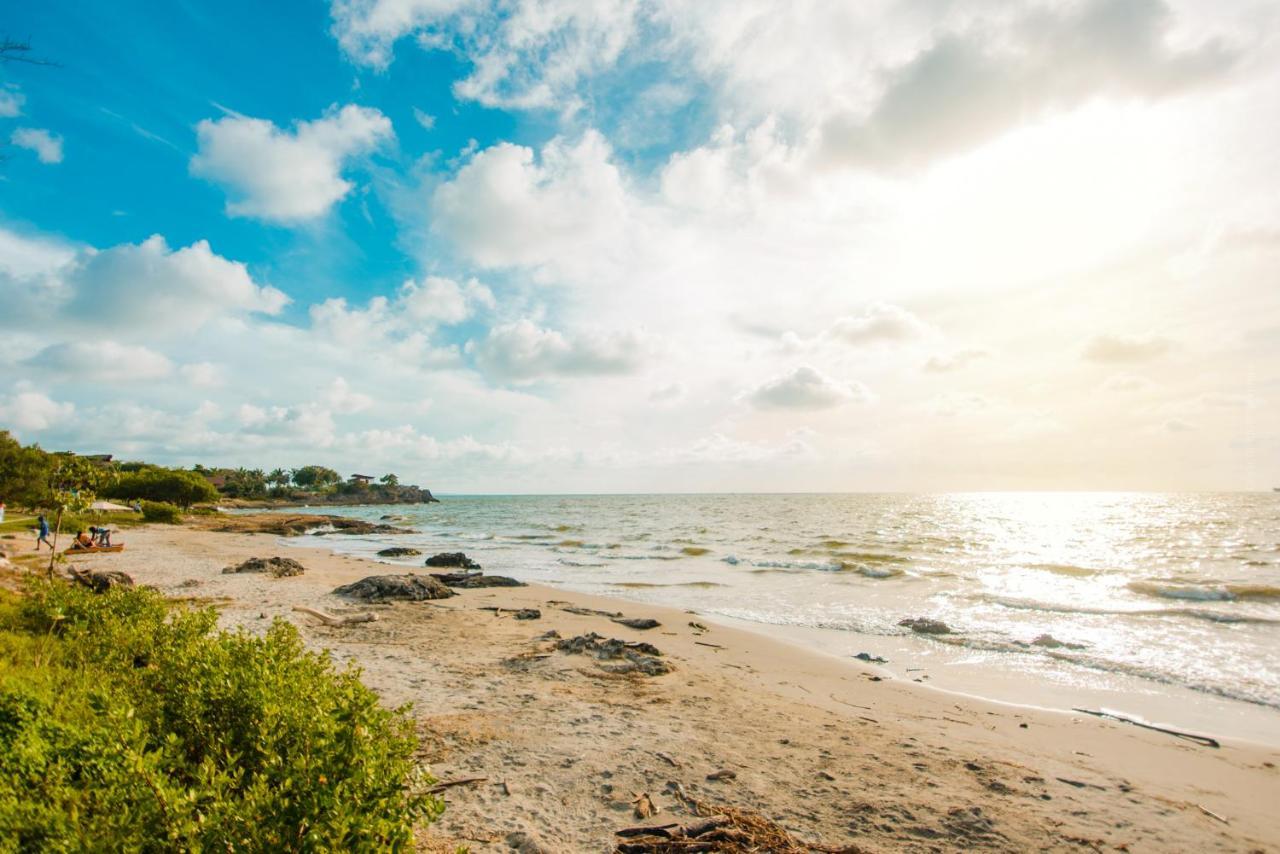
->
(1, 0), (1278, 492)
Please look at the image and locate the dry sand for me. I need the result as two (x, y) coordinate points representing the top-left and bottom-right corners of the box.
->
(27, 525), (1280, 852)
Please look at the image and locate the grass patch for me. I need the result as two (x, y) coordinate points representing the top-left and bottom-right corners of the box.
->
(0, 581), (442, 849)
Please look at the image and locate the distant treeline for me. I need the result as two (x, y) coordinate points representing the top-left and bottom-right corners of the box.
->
(0, 431), (435, 510)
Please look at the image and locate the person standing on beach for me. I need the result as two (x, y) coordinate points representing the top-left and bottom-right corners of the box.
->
(35, 515), (52, 550)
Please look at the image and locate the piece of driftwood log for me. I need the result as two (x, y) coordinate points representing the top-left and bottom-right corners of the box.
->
(1072, 708), (1220, 748)
(1195, 804), (1229, 824)
(426, 777), (488, 794)
(694, 641), (724, 649)
(291, 606), (378, 627)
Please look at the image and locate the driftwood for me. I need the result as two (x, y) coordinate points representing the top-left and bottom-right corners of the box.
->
(615, 801), (861, 853)
(1072, 708), (1220, 748)
(426, 776), (488, 794)
(1197, 804), (1229, 824)
(291, 606), (378, 627)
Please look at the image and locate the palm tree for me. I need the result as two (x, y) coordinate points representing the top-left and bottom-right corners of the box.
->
(379, 473), (399, 487)
(267, 468), (290, 491)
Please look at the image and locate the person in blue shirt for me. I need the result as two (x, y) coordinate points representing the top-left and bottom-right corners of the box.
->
(36, 515), (52, 550)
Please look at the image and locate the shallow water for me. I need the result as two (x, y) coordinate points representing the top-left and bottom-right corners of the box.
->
(279, 492), (1280, 741)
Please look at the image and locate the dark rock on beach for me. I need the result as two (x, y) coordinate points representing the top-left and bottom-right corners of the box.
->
(555, 632), (672, 676)
(425, 552), (482, 570)
(377, 546), (422, 557)
(854, 652), (888, 664)
(899, 617), (953, 635)
(70, 568), (134, 593)
(514, 608), (541, 620)
(612, 617), (661, 630)
(431, 572), (526, 588)
(333, 573), (456, 602)
(222, 556), (306, 577)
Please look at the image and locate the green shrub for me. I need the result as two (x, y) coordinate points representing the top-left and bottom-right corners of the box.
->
(0, 582), (441, 851)
(140, 500), (182, 524)
(107, 468), (220, 509)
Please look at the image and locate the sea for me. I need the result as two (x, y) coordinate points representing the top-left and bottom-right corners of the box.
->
(277, 492), (1280, 745)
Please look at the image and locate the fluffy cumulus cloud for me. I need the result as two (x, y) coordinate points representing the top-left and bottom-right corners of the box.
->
(470, 319), (646, 383)
(824, 304), (929, 347)
(191, 105), (393, 222)
(1083, 333), (1173, 363)
(0, 388), (74, 432)
(0, 230), (287, 332)
(11, 127), (63, 163)
(24, 341), (174, 382)
(745, 366), (870, 411)
(431, 131), (632, 275)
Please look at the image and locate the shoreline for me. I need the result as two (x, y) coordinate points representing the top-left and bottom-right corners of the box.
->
(270, 504), (1280, 749)
(37, 525), (1280, 851)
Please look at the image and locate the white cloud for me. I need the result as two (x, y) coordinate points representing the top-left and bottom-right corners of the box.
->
(825, 304), (929, 347)
(924, 348), (990, 373)
(323, 377), (374, 414)
(0, 86), (25, 118)
(412, 107), (436, 129)
(191, 105), (393, 222)
(1165, 417), (1195, 432)
(11, 127), (63, 163)
(470, 319), (646, 382)
(1102, 373), (1155, 392)
(1083, 333), (1173, 363)
(332, 0), (638, 111)
(745, 365), (870, 411)
(180, 362), (226, 388)
(25, 341), (174, 381)
(0, 389), (74, 432)
(431, 131), (632, 275)
(0, 232), (288, 332)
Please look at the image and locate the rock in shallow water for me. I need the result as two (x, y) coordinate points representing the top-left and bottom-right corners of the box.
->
(424, 552), (481, 569)
(333, 573), (455, 601)
(431, 572), (525, 588)
(898, 617), (952, 635)
(376, 546), (422, 557)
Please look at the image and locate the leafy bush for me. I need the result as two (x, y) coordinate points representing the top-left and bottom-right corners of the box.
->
(140, 500), (183, 524)
(107, 468), (219, 509)
(0, 582), (441, 850)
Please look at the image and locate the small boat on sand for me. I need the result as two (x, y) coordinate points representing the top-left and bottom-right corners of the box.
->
(64, 544), (126, 554)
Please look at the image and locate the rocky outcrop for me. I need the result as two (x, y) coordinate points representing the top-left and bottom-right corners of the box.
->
(222, 557), (306, 577)
(333, 573), (455, 602)
(554, 632), (672, 676)
(376, 547), (422, 557)
(425, 552), (481, 569)
(70, 568), (134, 593)
(197, 513), (413, 537)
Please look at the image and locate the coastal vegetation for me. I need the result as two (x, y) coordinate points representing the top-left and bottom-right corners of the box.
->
(0, 580), (441, 849)
(0, 431), (436, 514)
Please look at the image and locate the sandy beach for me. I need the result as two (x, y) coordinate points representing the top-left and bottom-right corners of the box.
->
(29, 525), (1280, 852)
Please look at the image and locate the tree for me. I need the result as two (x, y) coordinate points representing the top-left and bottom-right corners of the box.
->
(290, 466), (340, 490)
(218, 468), (268, 499)
(266, 468), (291, 491)
(0, 431), (50, 508)
(379, 473), (399, 487)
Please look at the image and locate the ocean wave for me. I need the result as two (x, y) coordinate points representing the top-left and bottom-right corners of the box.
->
(615, 581), (726, 589)
(1026, 562), (1103, 577)
(556, 559), (607, 567)
(722, 555), (842, 571)
(1128, 580), (1280, 602)
(925, 633), (1280, 710)
(981, 595), (1280, 625)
